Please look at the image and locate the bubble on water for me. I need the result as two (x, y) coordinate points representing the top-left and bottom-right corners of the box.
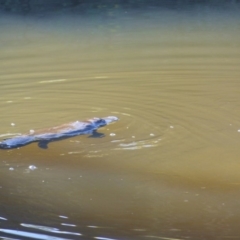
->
(150, 133), (155, 136)
(170, 126), (174, 129)
(29, 129), (35, 134)
(132, 136), (135, 138)
(29, 165), (37, 170)
(110, 133), (116, 136)
(11, 123), (15, 126)
(238, 129), (240, 132)
(9, 167), (14, 171)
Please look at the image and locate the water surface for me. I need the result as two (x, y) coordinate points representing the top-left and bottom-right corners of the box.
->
(1, 8), (240, 240)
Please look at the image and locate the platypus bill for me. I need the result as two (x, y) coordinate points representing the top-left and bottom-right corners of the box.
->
(0, 116), (118, 150)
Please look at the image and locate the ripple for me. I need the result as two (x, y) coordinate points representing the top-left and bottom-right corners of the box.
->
(0, 228), (71, 240)
(114, 138), (162, 150)
(38, 79), (67, 84)
(94, 237), (118, 240)
(21, 223), (82, 236)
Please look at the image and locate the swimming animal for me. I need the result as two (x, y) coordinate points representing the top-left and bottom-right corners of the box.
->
(0, 116), (118, 149)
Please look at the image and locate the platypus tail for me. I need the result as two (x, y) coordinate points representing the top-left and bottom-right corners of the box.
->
(0, 135), (35, 149)
(0, 142), (9, 149)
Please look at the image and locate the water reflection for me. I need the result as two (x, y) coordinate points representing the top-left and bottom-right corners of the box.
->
(0, 6), (240, 240)
(0, 228), (74, 239)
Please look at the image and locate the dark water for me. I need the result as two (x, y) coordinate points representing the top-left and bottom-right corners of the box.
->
(1, 6), (240, 240)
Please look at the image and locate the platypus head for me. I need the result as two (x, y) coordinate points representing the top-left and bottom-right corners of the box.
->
(90, 116), (119, 128)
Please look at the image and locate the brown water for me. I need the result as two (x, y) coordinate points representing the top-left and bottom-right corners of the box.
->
(0, 8), (240, 240)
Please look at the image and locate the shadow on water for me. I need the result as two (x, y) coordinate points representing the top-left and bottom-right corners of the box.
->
(1, 3), (240, 240)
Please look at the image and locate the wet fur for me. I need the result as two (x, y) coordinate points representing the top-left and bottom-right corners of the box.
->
(0, 116), (118, 149)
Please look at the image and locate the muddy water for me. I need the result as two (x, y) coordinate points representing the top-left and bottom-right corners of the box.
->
(0, 8), (240, 240)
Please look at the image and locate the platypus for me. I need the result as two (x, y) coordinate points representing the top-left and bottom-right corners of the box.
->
(0, 116), (118, 149)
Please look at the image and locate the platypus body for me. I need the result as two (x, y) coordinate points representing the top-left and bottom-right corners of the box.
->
(0, 116), (118, 149)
